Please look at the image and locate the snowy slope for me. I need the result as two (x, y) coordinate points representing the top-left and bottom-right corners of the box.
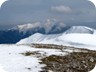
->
(58, 33), (96, 46)
(64, 26), (95, 34)
(0, 65), (6, 72)
(0, 44), (95, 72)
(0, 44), (75, 72)
(17, 33), (96, 50)
(17, 33), (61, 44)
(17, 26), (96, 50)
(90, 65), (96, 72)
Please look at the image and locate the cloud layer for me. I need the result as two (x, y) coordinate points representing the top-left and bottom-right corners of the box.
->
(51, 5), (72, 13)
(0, 0), (96, 30)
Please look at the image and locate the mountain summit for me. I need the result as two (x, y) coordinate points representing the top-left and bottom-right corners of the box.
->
(64, 26), (94, 34)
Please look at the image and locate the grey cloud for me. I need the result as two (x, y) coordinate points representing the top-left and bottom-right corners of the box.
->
(0, 0), (96, 30)
(51, 5), (72, 13)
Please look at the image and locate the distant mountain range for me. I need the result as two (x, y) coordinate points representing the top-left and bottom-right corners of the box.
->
(0, 19), (96, 44)
(0, 19), (70, 44)
(17, 26), (96, 50)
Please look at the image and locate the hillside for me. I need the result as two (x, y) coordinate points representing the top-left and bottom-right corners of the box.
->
(17, 28), (96, 50)
(0, 44), (95, 72)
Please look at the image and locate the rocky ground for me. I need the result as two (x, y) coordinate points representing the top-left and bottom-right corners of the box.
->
(41, 51), (96, 72)
(21, 44), (96, 72)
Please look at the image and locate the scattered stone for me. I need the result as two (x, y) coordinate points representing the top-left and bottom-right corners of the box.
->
(41, 51), (96, 72)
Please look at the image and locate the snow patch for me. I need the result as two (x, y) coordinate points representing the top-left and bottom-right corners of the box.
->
(90, 65), (96, 72)
(0, 44), (66, 72)
(0, 65), (6, 72)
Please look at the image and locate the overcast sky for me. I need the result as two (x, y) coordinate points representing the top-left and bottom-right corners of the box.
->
(0, 0), (96, 30)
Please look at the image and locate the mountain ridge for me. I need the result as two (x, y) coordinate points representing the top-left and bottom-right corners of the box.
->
(0, 19), (69, 44)
(17, 26), (96, 50)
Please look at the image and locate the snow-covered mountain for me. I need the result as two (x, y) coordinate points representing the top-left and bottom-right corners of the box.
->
(10, 22), (45, 34)
(0, 19), (69, 44)
(11, 19), (69, 34)
(43, 19), (69, 34)
(64, 26), (94, 34)
(0, 19), (96, 44)
(17, 33), (61, 44)
(17, 26), (96, 50)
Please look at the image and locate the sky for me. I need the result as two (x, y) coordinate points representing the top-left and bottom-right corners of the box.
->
(0, 0), (96, 30)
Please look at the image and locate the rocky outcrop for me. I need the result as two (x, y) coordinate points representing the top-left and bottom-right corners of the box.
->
(41, 51), (96, 72)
